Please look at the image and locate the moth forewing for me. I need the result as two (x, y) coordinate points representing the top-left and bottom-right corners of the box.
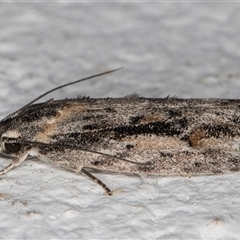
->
(1, 68), (240, 195)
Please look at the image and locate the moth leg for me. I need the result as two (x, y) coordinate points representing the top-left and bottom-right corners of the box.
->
(0, 153), (28, 176)
(81, 168), (113, 196)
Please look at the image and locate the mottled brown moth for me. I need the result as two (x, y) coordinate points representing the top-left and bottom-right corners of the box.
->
(1, 68), (240, 195)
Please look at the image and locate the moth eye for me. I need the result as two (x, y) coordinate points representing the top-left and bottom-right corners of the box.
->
(4, 142), (21, 153)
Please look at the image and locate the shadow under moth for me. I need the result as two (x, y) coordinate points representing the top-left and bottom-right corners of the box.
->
(1, 68), (240, 195)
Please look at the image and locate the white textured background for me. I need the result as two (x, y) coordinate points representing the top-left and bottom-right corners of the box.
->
(0, 2), (240, 239)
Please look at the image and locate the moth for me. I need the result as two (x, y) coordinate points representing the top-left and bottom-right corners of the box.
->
(1, 68), (240, 195)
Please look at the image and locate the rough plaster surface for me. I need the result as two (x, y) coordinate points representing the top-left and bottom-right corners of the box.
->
(0, 2), (240, 239)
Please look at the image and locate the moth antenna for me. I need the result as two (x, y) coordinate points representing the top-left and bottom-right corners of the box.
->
(3, 67), (123, 121)
(23, 140), (151, 166)
(76, 147), (150, 166)
(24, 67), (123, 107)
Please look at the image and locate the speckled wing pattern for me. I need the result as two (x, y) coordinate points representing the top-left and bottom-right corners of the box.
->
(1, 96), (240, 177)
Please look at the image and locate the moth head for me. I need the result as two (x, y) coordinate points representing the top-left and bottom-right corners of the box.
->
(0, 130), (22, 156)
